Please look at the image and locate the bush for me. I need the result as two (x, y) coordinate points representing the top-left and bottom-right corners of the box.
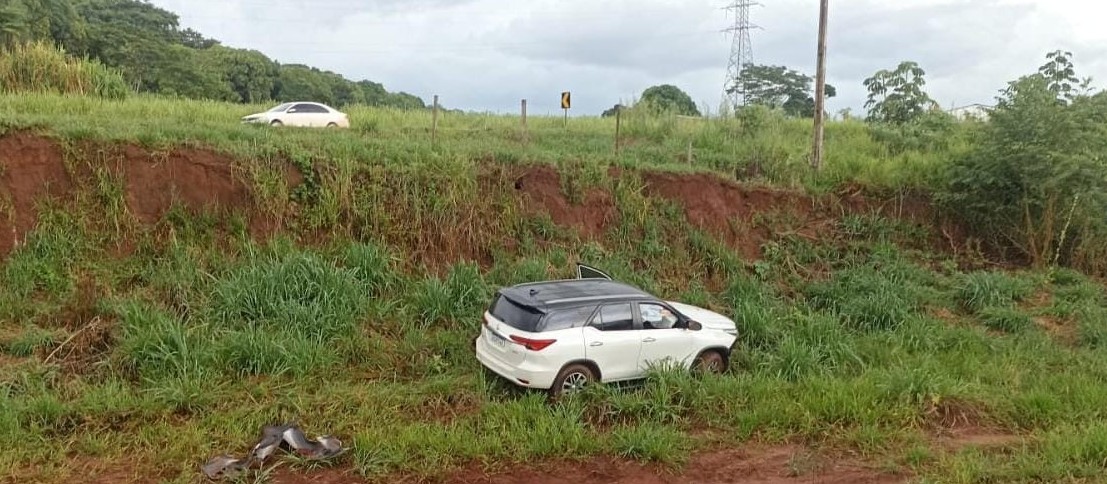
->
(940, 52), (1107, 274)
(0, 42), (128, 99)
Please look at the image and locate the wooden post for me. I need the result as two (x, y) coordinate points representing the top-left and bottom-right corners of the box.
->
(432, 94), (439, 145)
(687, 140), (693, 165)
(614, 106), (622, 155)
(811, 0), (829, 171)
(521, 99), (527, 129)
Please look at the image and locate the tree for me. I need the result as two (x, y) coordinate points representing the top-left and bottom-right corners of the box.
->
(863, 61), (937, 124)
(731, 64), (835, 117)
(639, 84), (700, 116)
(941, 51), (1107, 272)
(1038, 50), (1092, 103)
(197, 46), (277, 103)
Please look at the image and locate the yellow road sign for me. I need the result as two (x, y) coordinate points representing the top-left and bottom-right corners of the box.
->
(560, 91), (571, 109)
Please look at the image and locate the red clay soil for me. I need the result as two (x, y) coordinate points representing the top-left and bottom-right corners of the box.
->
(0, 131), (73, 256)
(270, 466), (370, 484)
(109, 144), (255, 225)
(513, 165), (616, 239)
(1, 131), (955, 265)
(393, 445), (904, 484)
(0, 132), (289, 259)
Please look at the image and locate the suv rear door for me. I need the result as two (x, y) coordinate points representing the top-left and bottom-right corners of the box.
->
(584, 303), (641, 382)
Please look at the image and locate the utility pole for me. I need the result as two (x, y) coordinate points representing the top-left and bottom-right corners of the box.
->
(811, 0), (829, 171)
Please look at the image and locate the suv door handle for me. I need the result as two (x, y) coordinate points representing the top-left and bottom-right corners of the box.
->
(590, 342), (604, 347)
(642, 337), (656, 343)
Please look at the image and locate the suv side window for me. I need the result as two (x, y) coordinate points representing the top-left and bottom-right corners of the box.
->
(639, 302), (680, 330)
(541, 305), (597, 332)
(592, 304), (634, 331)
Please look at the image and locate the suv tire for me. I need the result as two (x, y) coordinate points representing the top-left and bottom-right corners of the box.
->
(692, 350), (726, 375)
(549, 363), (595, 399)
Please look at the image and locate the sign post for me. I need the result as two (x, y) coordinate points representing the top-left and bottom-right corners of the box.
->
(560, 91), (571, 125)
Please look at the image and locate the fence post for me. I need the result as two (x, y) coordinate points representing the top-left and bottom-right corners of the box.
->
(614, 106), (622, 155)
(687, 140), (693, 165)
(521, 99), (527, 129)
(432, 94), (439, 145)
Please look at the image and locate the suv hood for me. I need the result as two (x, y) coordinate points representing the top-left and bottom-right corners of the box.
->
(667, 301), (737, 332)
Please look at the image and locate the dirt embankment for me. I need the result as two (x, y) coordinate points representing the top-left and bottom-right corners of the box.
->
(0, 131), (954, 264)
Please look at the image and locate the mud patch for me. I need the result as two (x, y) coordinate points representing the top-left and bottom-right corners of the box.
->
(442, 445), (904, 484)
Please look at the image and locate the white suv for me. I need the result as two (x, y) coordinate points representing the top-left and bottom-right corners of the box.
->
(475, 265), (739, 397)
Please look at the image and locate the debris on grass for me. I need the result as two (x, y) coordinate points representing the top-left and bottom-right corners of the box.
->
(202, 423), (345, 480)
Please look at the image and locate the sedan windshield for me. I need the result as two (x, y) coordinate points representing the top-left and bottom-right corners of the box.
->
(267, 103), (294, 113)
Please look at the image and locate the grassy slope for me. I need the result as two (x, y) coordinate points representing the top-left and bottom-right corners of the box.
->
(0, 93), (963, 191)
(1, 93), (1106, 483)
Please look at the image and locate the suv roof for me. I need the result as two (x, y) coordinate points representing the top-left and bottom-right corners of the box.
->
(498, 279), (653, 312)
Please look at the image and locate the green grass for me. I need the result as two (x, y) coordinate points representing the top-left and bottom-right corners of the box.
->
(0, 92), (969, 192)
(1, 92), (1105, 482)
(2, 216), (1105, 482)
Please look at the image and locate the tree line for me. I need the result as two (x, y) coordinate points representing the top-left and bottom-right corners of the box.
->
(0, 0), (426, 108)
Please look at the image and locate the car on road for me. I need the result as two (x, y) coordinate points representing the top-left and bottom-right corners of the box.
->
(241, 102), (350, 128)
(475, 264), (739, 398)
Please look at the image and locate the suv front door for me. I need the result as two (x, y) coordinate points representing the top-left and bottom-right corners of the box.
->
(584, 303), (642, 382)
(635, 302), (694, 371)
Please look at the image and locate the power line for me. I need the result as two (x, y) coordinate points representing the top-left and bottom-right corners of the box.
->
(722, 0), (760, 108)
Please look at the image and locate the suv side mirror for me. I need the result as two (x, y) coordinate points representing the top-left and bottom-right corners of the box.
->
(687, 320), (702, 331)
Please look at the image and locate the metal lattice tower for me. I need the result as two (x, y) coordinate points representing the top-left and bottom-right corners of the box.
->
(723, 1), (759, 108)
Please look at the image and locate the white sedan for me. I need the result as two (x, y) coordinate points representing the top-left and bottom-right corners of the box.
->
(241, 102), (350, 128)
(475, 265), (739, 398)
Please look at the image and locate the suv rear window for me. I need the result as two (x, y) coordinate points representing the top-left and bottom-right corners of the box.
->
(489, 294), (544, 332)
(539, 305), (597, 332)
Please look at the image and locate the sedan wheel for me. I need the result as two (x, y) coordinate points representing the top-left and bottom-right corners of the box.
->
(270, 120), (283, 127)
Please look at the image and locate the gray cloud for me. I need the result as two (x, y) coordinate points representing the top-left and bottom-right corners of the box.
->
(152, 0), (1107, 115)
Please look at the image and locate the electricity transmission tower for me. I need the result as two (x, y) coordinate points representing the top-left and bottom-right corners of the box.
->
(723, 0), (759, 108)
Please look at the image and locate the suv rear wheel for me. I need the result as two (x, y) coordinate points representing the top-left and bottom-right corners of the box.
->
(549, 364), (595, 399)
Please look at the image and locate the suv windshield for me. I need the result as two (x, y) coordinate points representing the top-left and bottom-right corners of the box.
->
(489, 294), (544, 332)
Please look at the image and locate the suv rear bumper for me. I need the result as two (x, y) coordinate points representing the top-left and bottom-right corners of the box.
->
(475, 335), (558, 389)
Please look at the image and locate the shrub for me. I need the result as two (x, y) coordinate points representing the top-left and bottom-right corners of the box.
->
(940, 52), (1107, 274)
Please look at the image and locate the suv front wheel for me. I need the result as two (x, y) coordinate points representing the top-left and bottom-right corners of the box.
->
(549, 364), (596, 399)
(692, 350), (727, 375)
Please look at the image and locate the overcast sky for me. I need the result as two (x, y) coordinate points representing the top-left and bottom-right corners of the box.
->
(151, 0), (1107, 116)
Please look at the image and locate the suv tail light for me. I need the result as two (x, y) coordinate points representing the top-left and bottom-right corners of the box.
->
(510, 335), (556, 351)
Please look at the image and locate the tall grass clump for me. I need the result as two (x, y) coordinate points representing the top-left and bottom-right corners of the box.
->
(211, 252), (365, 341)
(954, 271), (1035, 313)
(0, 42), (128, 99)
(208, 252), (367, 375)
(806, 257), (934, 332)
(410, 262), (490, 328)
